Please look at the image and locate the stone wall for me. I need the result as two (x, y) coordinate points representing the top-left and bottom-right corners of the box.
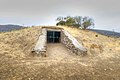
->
(32, 28), (47, 56)
(61, 30), (87, 56)
(32, 27), (87, 56)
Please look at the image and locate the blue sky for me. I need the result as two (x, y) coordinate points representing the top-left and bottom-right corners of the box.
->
(0, 0), (120, 32)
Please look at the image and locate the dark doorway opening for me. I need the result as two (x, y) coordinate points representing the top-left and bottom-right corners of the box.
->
(47, 31), (61, 43)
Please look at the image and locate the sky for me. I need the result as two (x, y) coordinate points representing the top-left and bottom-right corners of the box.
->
(0, 0), (120, 32)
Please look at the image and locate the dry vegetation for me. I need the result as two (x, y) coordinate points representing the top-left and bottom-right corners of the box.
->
(0, 26), (120, 80)
(60, 26), (120, 58)
(0, 27), (41, 59)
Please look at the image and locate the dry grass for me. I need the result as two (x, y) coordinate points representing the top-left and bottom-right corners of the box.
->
(0, 26), (120, 80)
(59, 26), (120, 58)
(0, 27), (42, 59)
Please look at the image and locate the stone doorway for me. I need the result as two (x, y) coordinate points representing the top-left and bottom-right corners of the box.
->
(47, 31), (61, 43)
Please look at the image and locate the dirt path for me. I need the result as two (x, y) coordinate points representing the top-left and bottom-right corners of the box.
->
(0, 43), (120, 80)
(18, 43), (88, 66)
(46, 43), (74, 60)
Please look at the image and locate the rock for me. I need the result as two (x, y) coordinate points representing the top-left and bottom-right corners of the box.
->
(61, 30), (87, 55)
(32, 28), (47, 56)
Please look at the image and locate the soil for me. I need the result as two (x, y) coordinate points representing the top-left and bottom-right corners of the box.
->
(0, 26), (120, 80)
(0, 43), (120, 80)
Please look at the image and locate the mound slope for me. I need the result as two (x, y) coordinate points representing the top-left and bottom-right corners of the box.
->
(0, 26), (120, 80)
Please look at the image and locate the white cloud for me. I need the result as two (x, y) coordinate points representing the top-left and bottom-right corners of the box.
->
(0, 0), (120, 32)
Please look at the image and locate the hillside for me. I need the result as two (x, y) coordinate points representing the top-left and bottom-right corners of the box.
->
(0, 26), (120, 80)
(0, 24), (23, 32)
(0, 26), (41, 59)
(59, 26), (120, 57)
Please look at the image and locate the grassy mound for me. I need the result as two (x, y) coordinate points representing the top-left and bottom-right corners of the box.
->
(0, 27), (41, 59)
(60, 26), (120, 59)
(0, 26), (120, 80)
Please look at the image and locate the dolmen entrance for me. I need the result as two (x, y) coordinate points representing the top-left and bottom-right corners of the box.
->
(32, 26), (87, 56)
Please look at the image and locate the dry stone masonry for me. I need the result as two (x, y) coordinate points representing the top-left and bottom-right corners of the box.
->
(32, 28), (47, 56)
(61, 30), (87, 56)
(32, 27), (87, 56)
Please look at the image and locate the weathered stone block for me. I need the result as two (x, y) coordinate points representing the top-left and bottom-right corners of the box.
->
(61, 30), (87, 56)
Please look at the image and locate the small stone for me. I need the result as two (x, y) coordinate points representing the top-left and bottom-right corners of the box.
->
(104, 69), (107, 71)
(109, 68), (113, 70)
